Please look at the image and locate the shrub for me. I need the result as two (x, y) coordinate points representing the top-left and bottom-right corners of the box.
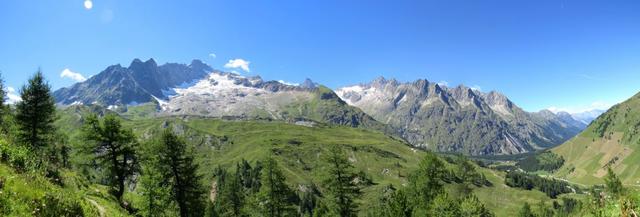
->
(32, 192), (86, 217)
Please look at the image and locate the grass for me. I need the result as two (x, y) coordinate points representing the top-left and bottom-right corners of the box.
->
(553, 92), (640, 185)
(55, 105), (586, 216)
(0, 162), (129, 216)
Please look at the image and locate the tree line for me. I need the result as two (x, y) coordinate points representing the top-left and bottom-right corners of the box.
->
(0, 71), (496, 216)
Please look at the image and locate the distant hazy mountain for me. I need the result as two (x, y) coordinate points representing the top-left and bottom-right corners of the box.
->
(54, 59), (385, 129)
(336, 77), (585, 155)
(570, 109), (606, 125)
(553, 93), (640, 185)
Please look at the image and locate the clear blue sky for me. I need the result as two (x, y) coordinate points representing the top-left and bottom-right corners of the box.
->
(1, 0), (639, 112)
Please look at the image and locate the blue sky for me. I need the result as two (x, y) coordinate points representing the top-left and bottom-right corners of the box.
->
(1, 0), (639, 112)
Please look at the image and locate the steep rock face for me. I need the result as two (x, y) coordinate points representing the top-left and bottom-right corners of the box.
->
(336, 77), (585, 155)
(54, 59), (385, 130)
(54, 58), (211, 106)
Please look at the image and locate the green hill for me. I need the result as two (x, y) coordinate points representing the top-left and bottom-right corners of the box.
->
(553, 92), (640, 185)
(0, 139), (129, 217)
(52, 105), (586, 216)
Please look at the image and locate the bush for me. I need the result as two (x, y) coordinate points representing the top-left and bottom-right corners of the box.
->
(32, 192), (87, 217)
(0, 140), (33, 172)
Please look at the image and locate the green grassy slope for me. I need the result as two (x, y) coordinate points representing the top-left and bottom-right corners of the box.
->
(0, 147), (129, 216)
(553, 92), (640, 185)
(55, 105), (579, 216)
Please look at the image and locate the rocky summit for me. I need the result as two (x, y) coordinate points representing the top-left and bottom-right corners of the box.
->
(336, 77), (585, 155)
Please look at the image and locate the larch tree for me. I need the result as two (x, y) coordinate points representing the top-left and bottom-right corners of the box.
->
(82, 113), (138, 202)
(259, 156), (295, 217)
(322, 145), (361, 217)
(157, 128), (205, 217)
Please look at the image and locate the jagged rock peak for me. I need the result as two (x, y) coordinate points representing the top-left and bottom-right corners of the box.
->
(300, 78), (318, 89)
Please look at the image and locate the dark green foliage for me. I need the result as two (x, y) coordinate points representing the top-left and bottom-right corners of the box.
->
(604, 167), (624, 198)
(216, 169), (246, 217)
(299, 183), (321, 217)
(82, 113), (138, 201)
(238, 159), (262, 194)
(0, 72), (6, 127)
(517, 151), (565, 172)
(321, 145), (362, 217)
(15, 71), (56, 151)
(374, 187), (412, 217)
(157, 128), (206, 217)
(505, 171), (573, 198)
(258, 157), (296, 217)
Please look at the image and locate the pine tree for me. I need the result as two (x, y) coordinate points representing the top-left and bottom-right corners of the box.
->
(259, 157), (295, 217)
(157, 128), (206, 217)
(139, 157), (173, 217)
(460, 194), (494, 217)
(82, 113), (138, 201)
(322, 145), (361, 217)
(0, 72), (6, 126)
(15, 71), (56, 151)
(217, 171), (245, 217)
(604, 167), (624, 197)
(430, 193), (461, 217)
(408, 152), (446, 210)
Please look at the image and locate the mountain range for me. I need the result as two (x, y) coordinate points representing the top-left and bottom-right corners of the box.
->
(54, 58), (587, 155)
(336, 78), (585, 155)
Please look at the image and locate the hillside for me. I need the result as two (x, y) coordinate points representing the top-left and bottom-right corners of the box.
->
(0, 140), (129, 217)
(336, 77), (585, 155)
(54, 105), (578, 216)
(553, 92), (640, 185)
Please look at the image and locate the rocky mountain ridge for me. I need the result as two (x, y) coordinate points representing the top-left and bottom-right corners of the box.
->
(336, 77), (586, 155)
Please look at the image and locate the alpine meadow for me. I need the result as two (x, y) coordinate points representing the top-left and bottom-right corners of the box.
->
(1, 1), (640, 216)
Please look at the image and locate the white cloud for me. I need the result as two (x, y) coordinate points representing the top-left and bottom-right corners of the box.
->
(548, 101), (614, 114)
(209, 53), (217, 58)
(470, 85), (482, 91)
(60, 68), (87, 82)
(5, 86), (21, 104)
(437, 81), (449, 87)
(224, 58), (250, 72)
(278, 80), (299, 86)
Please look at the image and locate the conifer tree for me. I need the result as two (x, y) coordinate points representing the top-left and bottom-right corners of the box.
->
(604, 167), (624, 197)
(259, 157), (295, 217)
(322, 145), (361, 217)
(408, 152), (446, 210)
(460, 194), (494, 217)
(82, 113), (138, 201)
(217, 171), (245, 217)
(0, 72), (6, 125)
(157, 128), (206, 217)
(15, 71), (56, 151)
